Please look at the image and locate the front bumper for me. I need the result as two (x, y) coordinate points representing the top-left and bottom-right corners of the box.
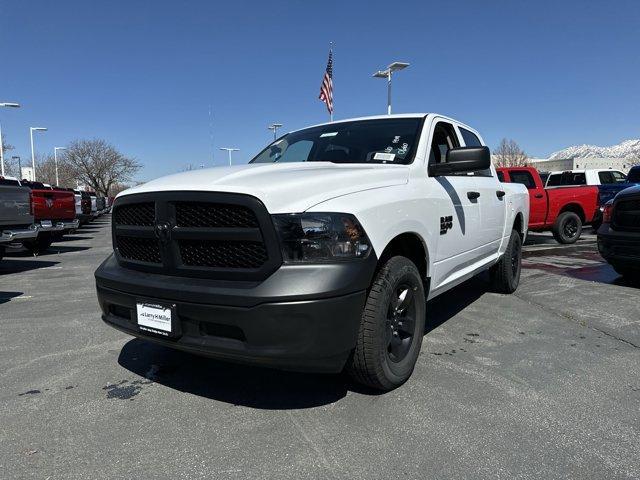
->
(0, 225), (38, 244)
(597, 224), (640, 268)
(95, 253), (377, 372)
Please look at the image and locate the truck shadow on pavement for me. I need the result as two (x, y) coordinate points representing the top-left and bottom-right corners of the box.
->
(116, 277), (490, 409)
(0, 259), (59, 274)
(0, 291), (23, 304)
(6, 246), (91, 257)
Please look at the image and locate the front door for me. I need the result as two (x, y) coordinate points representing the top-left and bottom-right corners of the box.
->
(427, 120), (482, 290)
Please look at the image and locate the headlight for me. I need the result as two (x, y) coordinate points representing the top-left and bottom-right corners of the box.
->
(272, 212), (372, 263)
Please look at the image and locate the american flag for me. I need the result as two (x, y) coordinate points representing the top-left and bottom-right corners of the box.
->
(318, 47), (333, 116)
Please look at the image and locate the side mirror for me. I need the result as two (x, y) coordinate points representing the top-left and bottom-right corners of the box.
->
(429, 146), (491, 177)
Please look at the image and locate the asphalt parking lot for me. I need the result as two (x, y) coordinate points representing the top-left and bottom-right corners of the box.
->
(1, 219), (638, 479)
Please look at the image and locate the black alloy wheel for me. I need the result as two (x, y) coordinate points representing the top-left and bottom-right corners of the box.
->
(386, 284), (417, 363)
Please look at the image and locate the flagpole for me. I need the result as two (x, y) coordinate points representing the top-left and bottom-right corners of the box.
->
(330, 42), (333, 122)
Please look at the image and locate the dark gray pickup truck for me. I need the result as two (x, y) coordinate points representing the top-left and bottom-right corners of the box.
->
(0, 176), (38, 260)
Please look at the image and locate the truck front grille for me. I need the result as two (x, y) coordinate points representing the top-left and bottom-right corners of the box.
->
(111, 192), (281, 280)
(175, 202), (258, 228)
(178, 240), (268, 268)
(116, 236), (162, 264)
(114, 202), (155, 226)
(613, 198), (640, 231)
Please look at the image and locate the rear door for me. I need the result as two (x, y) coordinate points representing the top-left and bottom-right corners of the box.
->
(457, 125), (506, 253)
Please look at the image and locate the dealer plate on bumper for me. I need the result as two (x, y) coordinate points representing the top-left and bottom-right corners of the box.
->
(136, 302), (176, 337)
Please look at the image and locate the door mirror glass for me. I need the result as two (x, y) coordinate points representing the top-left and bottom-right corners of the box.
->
(429, 146), (491, 177)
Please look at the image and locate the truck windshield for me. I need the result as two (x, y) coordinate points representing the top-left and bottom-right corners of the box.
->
(250, 118), (423, 165)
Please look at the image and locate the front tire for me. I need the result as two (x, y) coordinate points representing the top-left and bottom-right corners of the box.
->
(490, 229), (522, 294)
(552, 211), (582, 244)
(347, 256), (426, 391)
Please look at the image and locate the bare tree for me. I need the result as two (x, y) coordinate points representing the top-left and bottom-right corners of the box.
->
(64, 139), (141, 196)
(33, 153), (77, 187)
(493, 138), (529, 167)
(1, 136), (15, 175)
(1, 137), (13, 155)
(629, 156), (640, 167)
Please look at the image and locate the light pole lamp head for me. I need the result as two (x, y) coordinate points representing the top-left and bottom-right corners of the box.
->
(388, 62), (410, 72)
(31, 127), (47, 132)
(268, 123), (283, 130)
(0, 102), (20, 108)
(372, 70), (388, 78)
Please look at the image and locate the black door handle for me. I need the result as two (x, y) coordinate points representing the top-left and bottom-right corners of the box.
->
(534, 193), (544, 199)
(467, 191), (480, 200)
(496, 190), (506, 199)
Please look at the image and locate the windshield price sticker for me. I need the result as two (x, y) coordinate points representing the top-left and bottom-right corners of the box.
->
(374, 152), (396, 161)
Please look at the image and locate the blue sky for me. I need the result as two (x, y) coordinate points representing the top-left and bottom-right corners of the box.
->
(1, 0), (639, 182)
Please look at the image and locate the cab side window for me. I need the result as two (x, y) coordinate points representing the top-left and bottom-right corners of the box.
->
(459, 126), (492, 177)
(459, 127), (482, 147)
(429, 122), (460, 165)
(612, 171), (627, 183)
(509, 171), (536, 189)
(598, 171), (615, 184)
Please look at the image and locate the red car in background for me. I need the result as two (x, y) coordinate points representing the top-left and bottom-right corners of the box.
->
(497, 167), (599, 244)
(20, 181), (79, 252)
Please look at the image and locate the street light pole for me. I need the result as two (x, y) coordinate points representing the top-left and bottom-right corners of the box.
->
(219, 147), (239, 166)
(54, 147), (66, 186)
(268, 123), (283, 141)
(0, 102), (21, 177)
(372, 62), (410, 115)
(30, 127), (47, 182)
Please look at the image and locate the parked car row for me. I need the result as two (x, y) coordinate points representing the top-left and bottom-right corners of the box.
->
(0, 175), (111, 260)
(497, 166), (599, 244)
(543, 166), (640, 228)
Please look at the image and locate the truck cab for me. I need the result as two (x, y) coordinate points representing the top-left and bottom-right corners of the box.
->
(96, 114), (529, 390)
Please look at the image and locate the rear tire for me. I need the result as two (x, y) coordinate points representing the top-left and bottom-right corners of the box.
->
(490, 229), (522, 294)
(552, 211), (582, 244)
(347, 256), (426, 391)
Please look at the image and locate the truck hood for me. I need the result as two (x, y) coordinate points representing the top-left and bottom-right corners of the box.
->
(120, 162), (410, 213)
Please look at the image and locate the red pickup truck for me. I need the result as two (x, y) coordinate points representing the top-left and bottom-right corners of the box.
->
(20, 181), (79, 252)
(497, 167), (599, 244)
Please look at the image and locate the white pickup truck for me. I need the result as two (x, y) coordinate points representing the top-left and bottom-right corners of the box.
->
(96, 114), (529, 390)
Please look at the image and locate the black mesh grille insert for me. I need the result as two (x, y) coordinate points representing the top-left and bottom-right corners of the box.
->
(116, 236), (162, 263)
(175, 202), (258, 228)
(114, 202), (155, 226)
(179, 240), (267, 268)
(613, 199), (640, 231)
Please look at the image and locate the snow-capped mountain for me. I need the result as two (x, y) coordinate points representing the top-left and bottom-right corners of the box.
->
(549, 139), (640, 160)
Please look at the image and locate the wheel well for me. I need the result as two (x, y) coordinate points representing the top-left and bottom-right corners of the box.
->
(377, 233), (428, 280)
(559, 203), (585, 223)
(513, 213), (524, 239)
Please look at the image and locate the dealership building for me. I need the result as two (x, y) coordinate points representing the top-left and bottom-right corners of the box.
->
(529, 157), (633, 173)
